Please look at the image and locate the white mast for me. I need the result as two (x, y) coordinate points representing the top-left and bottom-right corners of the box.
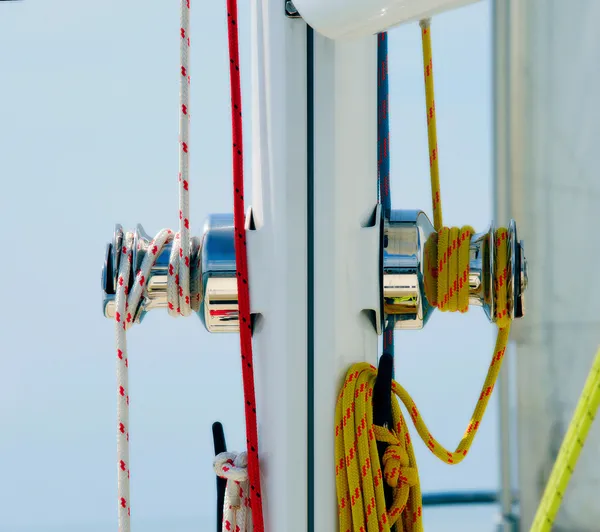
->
(251, 1), (485, 530)
(494, 1), (600, 529)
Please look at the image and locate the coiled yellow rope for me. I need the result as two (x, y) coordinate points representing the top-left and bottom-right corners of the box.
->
(334, 19), (512, 531)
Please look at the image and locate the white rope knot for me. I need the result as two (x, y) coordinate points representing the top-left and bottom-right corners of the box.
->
(215, 451), (249, 483)
(214, 452), (253, 532)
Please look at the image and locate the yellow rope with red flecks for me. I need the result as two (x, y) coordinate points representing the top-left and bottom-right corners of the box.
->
(334, 19), (512, 532)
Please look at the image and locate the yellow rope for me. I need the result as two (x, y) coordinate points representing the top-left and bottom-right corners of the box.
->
(335, 18), (514, 531)
(336, 328), (510, 531)
(530, 348), (600, 531)
(420, 18), (442, 232)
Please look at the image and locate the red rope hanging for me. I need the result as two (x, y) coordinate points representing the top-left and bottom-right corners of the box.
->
(226, 1), (266, 531)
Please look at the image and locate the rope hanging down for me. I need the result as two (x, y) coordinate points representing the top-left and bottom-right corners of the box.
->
(226, 0), (265, 530)
(114, 2), (193, 530)
(378, 32), (396, 359)
(112, 2), (265, 531)
(335, 19), (512, 532)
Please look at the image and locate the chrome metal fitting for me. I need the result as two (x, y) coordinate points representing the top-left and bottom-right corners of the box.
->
(285, 0), (301, 18)
(102, 210), (527, 334)
(101, 215), (238, 333)
(382, 210), (527, 330)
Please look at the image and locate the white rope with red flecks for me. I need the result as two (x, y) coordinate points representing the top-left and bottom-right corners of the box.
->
(113, 1), (192, 530)
(214, 452), (253, 532)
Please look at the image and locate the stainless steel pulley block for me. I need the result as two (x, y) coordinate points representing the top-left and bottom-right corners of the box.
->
(101, 210), (528, 333)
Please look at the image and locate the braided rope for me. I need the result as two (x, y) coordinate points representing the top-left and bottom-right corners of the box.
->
(169, 0), (193, 318)
(420, 19), (442, 233)
(335, 239), (512, 531)
(226, 0), (265, 530)
(112, 2), (264, 530)
(115, 228), (170, 530)
(335, 319), (509, 531)
(214, 452), (254, 532)
(113, 2), (265, 530)
(531, 348), (600, 531)
(378, 32), (396, 360)
(114, 3), (192, 531)
(335, 18), (514, 531)
(378, 32), (391, 220)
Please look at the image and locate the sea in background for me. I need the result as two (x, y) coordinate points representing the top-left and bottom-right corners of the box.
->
(0, 1), (518, 530)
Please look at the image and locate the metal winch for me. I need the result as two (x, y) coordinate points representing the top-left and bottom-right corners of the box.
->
(382, 210), (527, 329)
(102, 210), (528, 333)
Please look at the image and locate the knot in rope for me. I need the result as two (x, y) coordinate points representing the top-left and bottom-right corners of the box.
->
(374, 425), (419, 526)
(374, 427), (417, 490)
(214, 451), (249, 484)
(214, 452), (253, 532)
(335, 364), (423, 532)
(335, 18), (516, 532)
(113, 1), (194, 529)
(110, 0), (266, 530)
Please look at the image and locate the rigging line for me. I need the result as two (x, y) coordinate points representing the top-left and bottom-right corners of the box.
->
(335, 19), (515, 532)
(226, 1), (266, 531)
(113, 2), (194, 530)
(531, 348), (600, 531)
(378, 32), (395, 361)
(378, 32), (391, 220)
(419, 19), (443, 233)
(376, 28), (396, 523)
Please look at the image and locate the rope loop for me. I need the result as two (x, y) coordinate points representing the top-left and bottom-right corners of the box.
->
(336, 18), (516, 532)
(214, 452), (253, 532)
(214, 451), (250, 483)
(374, 427), (417, 490)
(374, 425), (419, 524)
(113, 0), (193, 529)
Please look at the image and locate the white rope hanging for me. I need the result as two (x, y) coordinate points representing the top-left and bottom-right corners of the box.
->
(114, 1), (192, 530)
(214, 452), (253, 532)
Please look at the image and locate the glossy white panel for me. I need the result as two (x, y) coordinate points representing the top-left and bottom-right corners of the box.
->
(294, 0), (478, 39)
(249, 1), (308, 529)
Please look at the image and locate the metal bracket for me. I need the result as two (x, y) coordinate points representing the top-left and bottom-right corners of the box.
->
(101, 208), (527, 334)
(285, 0), (301, 18)
(358, 204), (383, 335)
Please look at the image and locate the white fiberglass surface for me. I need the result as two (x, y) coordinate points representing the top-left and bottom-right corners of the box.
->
(294, 0), (477, 39)
(0, 1), (503, 531)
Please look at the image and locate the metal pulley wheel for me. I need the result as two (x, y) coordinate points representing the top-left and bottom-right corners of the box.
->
(101, 210), (528, 333)
(382, 210), (527, 330)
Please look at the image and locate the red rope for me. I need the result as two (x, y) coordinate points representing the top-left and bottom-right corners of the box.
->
(226, 2), (265, 531)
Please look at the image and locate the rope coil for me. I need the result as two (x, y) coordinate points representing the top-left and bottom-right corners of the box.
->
(335, 18), (513, 531)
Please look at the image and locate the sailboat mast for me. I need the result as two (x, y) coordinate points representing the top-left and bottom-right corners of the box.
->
(248, 2), (309, 529)
(251, 1), (480, 529)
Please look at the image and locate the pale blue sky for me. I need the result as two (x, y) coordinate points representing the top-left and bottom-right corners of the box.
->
(0, 1), (507, 530)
